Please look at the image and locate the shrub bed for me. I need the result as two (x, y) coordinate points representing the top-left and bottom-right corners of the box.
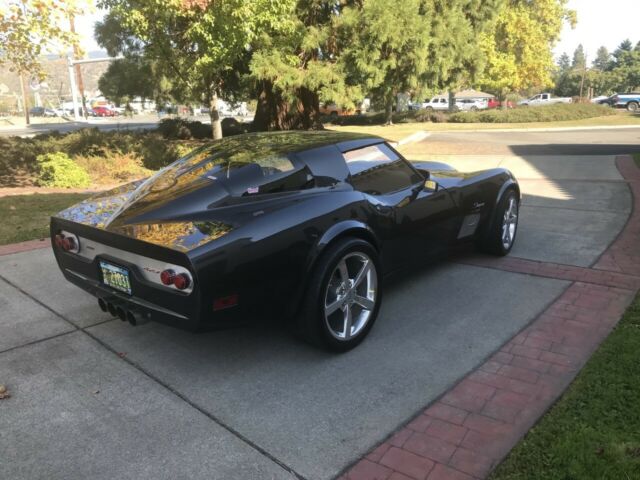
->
(36, 152), (91, 188)
(326, 103), (615, 126)
(448, 103), (615, 123)
(0, 128), (205, 187)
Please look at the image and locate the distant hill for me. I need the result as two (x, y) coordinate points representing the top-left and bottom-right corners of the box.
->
(0, 51), (111, 109)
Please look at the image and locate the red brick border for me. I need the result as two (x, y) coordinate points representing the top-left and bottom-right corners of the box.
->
(0, 238), (50, 256)
(340, 155), (640, 480)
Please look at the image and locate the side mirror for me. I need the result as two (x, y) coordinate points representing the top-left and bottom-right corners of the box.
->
(415, 167), (430, 180)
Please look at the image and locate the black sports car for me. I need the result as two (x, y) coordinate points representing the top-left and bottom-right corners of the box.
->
(51, 131), (519, 351)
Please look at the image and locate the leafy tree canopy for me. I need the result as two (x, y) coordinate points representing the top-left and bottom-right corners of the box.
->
(477, 0), (576, 97)
(96, 0), (289, 138)
(0, 0), (86, 78)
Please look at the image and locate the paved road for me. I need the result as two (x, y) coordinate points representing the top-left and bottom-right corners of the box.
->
(0, 139), (633, 478)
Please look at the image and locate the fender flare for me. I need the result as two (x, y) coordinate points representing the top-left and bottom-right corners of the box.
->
(285, 220), (381, 317)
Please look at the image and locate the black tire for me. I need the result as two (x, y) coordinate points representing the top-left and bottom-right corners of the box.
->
(477, 189), (519, 256)
(295, 237), (382, 352)
(627, 102), (639, 112)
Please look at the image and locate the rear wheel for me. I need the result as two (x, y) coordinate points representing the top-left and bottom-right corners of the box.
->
(477, 190), (519, 256)
(295, 237), (381, 352)
(627, 102), (639, 112)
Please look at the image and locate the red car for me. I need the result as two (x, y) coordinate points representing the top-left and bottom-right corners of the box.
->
(91, 106), (117, 117)
(487, 98), (515, 109)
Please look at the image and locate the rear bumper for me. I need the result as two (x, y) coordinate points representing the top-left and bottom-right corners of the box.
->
(51, 217), (203, 331)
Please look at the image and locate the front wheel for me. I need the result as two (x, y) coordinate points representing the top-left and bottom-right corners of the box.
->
(295, 238), (381, 352)
(477, 190), (519, 256)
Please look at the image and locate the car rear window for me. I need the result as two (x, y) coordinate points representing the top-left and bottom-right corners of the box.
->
(343, 144), (422, 195)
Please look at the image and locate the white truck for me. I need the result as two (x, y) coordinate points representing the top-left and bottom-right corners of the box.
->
(518, 93), (572, 106)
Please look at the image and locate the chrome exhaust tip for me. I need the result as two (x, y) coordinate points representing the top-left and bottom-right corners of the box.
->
(98, 298), (108, 312)
(127, 310), (149, 327)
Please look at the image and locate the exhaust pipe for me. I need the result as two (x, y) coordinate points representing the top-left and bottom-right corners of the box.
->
(98, 298), (108, 312)
(116, 306), (127, 322)
(107, 302), (117, 317)
(127, 310), (149, 327)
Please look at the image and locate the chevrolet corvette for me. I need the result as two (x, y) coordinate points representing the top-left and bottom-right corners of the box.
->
(51, 131), (519, 351)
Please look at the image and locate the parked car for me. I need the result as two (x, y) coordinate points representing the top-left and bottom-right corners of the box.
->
(597, 93), (640, 111)
(91, 106), (117, 117)
(51, 131), (520, 351)
(422, 96), (451, 111)
(456, 99), (488, 111)
(487, 98), (515, 109)
(590, 96), (609, 104)
(518, 93), (572, 106)
(29, 106), (57, 117)
(320, 103), (360, 117)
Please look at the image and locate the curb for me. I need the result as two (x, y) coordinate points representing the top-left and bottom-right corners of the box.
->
(0, 238), (50, 256)
(428, 124), (640, 134)
(340, 154), (640, 480)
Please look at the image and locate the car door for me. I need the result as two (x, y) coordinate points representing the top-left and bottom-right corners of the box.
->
(342, 143), (459, 272)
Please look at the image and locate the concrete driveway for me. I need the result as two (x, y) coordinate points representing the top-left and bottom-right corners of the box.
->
(0, 145), (632, 479)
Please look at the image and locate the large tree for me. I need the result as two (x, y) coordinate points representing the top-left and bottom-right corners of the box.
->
(477, 0), (576, 99)
(96, 0), (288, 138)
(249, 0), (353, 131)
(0, 0), (86, 124)
(338, 0), (431, 124)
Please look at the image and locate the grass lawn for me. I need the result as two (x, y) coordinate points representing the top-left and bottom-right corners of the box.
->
(490, 292), (640, 480)
(634, 153), (640, 168)
(328, 112), (640, 142)
(0, 193), (88, 245)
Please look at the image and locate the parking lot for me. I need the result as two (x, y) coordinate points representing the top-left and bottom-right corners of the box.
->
(0, 130), (636, 479)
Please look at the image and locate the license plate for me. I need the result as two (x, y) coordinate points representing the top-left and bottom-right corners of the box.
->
(100, 260), (132, 295)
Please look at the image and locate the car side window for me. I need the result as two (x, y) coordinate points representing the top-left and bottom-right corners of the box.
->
(343, 144), (422, 195)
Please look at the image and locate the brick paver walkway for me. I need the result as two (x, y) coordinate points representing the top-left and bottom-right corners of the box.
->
(340, 155), (640, 480)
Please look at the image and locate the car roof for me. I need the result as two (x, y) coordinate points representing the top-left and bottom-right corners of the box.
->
(202, 131), (385, 157)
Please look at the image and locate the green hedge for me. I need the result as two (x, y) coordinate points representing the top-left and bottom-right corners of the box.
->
(326, 103), (615, 126)
(448, 103), (615, 123)
(36, 152), (91, 188)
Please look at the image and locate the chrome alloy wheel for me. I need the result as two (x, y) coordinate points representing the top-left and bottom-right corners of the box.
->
(324, 252), (377, 341)
(502, 196), (518, 249)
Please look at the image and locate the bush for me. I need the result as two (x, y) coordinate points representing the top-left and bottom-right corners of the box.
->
(448, 103), (615, 123)
(74, 148), (152, 184)
(36, 152), (91, 188)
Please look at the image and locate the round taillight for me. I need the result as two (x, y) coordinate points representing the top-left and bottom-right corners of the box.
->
(160, 269), (176, 286)
(62, 236), (76, 252)
(173, 273), (191, 290)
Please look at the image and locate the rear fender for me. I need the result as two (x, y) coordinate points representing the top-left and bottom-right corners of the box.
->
(285, 221), (380, 317)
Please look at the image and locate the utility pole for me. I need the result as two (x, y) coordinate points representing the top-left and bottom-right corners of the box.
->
(19, 73), (30, 125)
(579, 53), (588, 100)
(69, 14), (87, 118)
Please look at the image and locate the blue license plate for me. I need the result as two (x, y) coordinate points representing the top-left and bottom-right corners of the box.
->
(100, 260), (132, 295)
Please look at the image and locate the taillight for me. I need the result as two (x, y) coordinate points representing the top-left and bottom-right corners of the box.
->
(160, 269), (191, 290)
(173, 273), (191, 290)
(160, 269), (176, 285)
(56, 232), (79, 253)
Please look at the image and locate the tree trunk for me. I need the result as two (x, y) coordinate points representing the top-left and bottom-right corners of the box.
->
(20, 73), (30, 126)
(209, 92), (223, 139)
(384, 92), (394, 125)
(448, 90), (456, 113)
(252, 81), (323, 131)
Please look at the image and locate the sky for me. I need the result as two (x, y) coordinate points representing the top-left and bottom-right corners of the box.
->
(553, 0), (638, 60)
(77, 0), (638, 60)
